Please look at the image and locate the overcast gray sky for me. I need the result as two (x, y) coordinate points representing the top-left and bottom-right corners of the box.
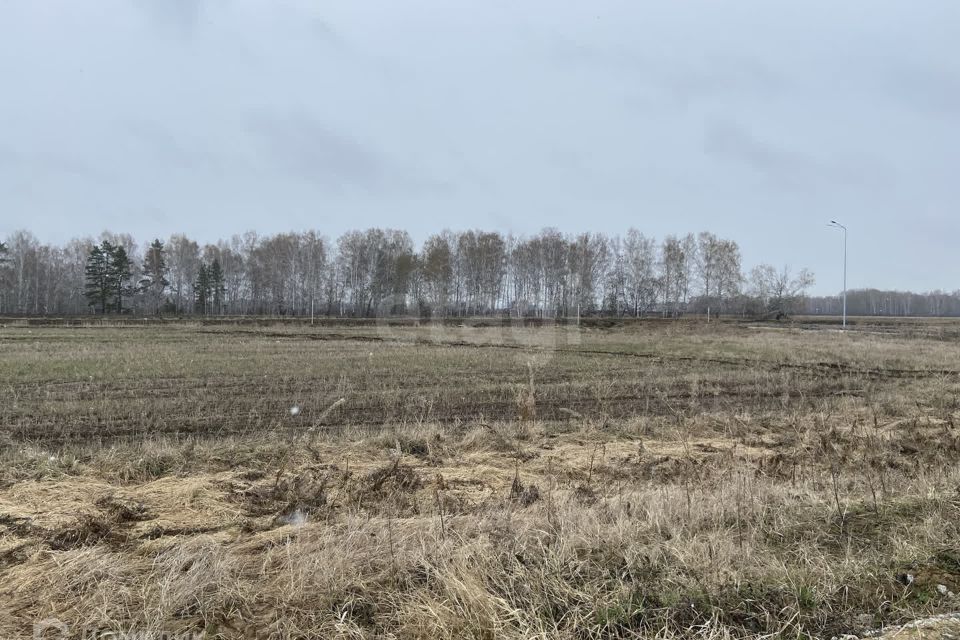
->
(1, 0), (958, 294)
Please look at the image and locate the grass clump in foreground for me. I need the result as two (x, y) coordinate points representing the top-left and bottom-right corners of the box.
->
(2, 416), (960, 639)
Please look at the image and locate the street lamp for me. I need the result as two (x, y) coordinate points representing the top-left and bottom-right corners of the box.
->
(828, 220), (847, 329)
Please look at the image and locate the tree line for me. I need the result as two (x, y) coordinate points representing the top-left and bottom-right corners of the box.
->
(803, 289), (960, 318)
(0, 227), (825, 318)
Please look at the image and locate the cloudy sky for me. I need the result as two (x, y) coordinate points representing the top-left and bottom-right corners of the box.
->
(1, 1), (958, 294)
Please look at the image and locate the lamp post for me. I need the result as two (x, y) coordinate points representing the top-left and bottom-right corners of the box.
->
(828, 221), (847, 329)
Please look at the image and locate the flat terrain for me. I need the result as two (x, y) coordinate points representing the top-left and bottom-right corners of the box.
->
(2, 318), (960, 639)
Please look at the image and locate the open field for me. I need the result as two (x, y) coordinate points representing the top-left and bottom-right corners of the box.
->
(3, 318), (960, 638)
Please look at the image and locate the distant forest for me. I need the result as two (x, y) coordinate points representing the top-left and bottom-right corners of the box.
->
(0, 228), (956, 318)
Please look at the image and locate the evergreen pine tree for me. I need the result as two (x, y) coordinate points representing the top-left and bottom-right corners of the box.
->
(140, 239), (169, 314)
(208, 258), (225, 315)
(84, 244), (111, 314)
(109, 245), (133, 313)
(194, 263), (211, 315)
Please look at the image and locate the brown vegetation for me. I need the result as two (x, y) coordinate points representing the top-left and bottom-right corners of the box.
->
(2, 318), (960, 638)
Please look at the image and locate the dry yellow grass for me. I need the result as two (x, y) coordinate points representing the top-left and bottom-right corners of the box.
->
(2, 319), (960, 638)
